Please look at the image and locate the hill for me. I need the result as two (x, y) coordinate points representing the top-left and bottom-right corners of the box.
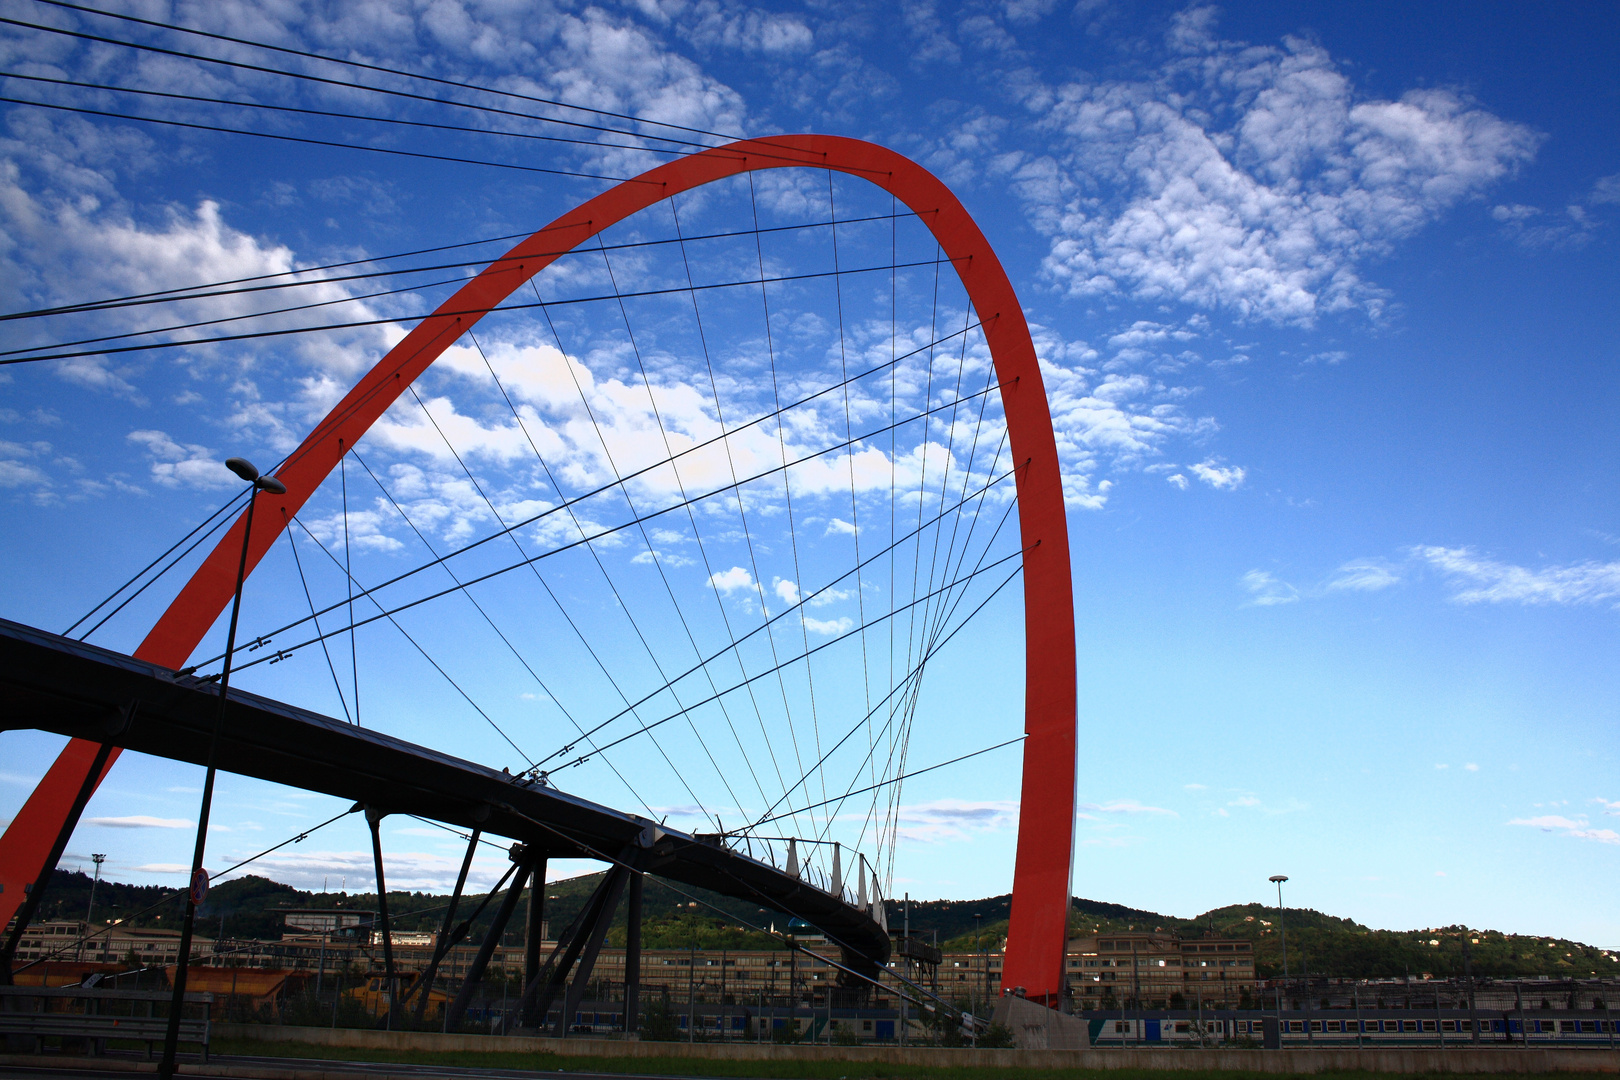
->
(29, 870), (1613, 979)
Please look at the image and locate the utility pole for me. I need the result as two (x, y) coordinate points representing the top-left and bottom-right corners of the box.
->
(972, 913), (982, 1048)
(1130, 937), (1141, 1044)
(1269, 875), (1289, 1037)
(901, 894), (909, 1047)
(80, 853), (106, 962)
(159, 457), (285, 1080)
(1464, 937), (1478, 1044)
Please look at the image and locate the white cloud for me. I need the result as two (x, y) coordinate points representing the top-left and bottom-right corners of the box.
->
(1241, 569), (1298, 606)
(1508, 813), (1620, 844)
(1412, 546), (1620, 606)
(1166, 473), (1188, 490)
(1035, 344), (1217, 508)
(1493, 201), (1599, 249)
(1077, 799), (1176, 816)
(217, 847), (510, 892)
(1023, 9), (1538, 323)
(801, 615), (853, 636)
(1189, 459), (1245, 490)
(672, 4), (814, 53)
(126, 430), (235, 489)
(892, 798), (1018, 843)
(1464, 763), (1479, 772)
(0, 440), (51, 491)
(825, 517), (858, 536)
(1326, 560), (1400, 591)
(84, 815), (191, 829)
(708, 566), (754, 593)
(773, 577), (801, 606)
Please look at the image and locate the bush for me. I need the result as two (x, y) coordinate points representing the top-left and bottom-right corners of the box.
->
(638, 998), (682, 1042)
(771, 1020), (802, 1044)
(977, 1021), (1016, 1048)
(832, 1025), (862, 1045)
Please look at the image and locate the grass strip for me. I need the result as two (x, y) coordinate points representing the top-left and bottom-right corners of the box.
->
(209, 1038), (1589, 1080)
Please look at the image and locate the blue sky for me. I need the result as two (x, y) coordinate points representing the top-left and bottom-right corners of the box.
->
(0, 1), (1616, 949)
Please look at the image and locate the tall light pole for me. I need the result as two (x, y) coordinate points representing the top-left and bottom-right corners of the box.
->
(972, 913), (982, 1048)
(1270, 875), (1289, 1025)
(158, 458), (284, 1080)
(80, 853), (106, 961)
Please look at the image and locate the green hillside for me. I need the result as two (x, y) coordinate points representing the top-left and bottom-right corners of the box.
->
(27, 869), (1615, 980)
(938, 900), (1613, 980)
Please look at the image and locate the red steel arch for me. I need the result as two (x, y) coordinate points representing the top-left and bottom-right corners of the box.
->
(0, 136), (1078, 1004)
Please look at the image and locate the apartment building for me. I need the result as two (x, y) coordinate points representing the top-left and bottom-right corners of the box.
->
(11, 916), (1253, 1015)
(1066, 932), (1257, 1010)
(10, 920), (213, 969)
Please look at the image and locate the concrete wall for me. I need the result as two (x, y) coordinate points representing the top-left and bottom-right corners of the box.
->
(217, 1023), (1620, 1072)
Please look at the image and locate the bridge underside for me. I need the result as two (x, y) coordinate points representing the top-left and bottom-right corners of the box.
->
(0, 618), (890, 984)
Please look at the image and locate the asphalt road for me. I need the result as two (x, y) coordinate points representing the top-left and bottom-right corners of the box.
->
(0, 1057), (772, 1080)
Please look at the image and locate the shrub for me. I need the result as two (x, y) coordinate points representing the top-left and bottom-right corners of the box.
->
(638, 998), (682, 1042)
(977, 1021), (1016, 1048)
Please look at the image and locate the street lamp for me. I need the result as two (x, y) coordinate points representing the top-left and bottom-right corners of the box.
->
(80, 853), (106, 961)
(1270, 875), (1289, 1027)
(972, 913), (983, 1049)
(158, 457), (284, 1080)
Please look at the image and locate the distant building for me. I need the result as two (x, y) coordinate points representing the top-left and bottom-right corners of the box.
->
(1066, 932), (1257, 1009)
(11, 916), (1255, 1015)
(9, 920), (213, 971)
(280, 908), (374, 942)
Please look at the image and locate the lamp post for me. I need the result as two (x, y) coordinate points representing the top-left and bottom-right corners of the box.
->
(972, 913), (982, 1048)
(158, 458), (284, 1080)
(1269, 875), (1289, 1033)
(80, 853), (106, 961)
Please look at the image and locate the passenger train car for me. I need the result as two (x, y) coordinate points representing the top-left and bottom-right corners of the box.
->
(1080, 1009), (1620, 1048)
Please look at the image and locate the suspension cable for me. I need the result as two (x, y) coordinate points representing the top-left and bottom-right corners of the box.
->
(0, 94), (652, 183)
(185, 336), (991, 676)
(288, 516), (531, 760)
(1, 256), (953, 365)
(26, 0), (743, 143)
(348, 448), (659, 819)
(2, 211), (917, 326)
(0, 13), (715, 152)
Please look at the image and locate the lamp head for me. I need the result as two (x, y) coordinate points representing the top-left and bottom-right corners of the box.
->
(255, 475), (287, 495)
(225, 457), (259, 483)
(1269, 875), (1288, 883)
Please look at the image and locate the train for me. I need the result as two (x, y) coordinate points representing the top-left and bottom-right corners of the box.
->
(1080, 1008), (1620, 1048)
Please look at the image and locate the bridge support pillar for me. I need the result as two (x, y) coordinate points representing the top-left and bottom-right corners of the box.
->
(444, 845), (532, 1031)
(623, 871), (643, 1035)
(502, 855), (630, 1035)
(365, 807), (399, 1027)
(407, 827), (480, 1026)
(522, 852), (548, 1027)
(555, 865), (629, 1037)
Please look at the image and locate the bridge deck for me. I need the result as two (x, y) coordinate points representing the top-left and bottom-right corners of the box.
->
(0, 618), (889, 977)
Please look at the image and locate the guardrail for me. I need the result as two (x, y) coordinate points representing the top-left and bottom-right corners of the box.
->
(0, 985), (212, 1059)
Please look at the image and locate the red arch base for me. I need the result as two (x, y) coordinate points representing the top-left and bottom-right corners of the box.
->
(0, 135), (1077, 1005)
